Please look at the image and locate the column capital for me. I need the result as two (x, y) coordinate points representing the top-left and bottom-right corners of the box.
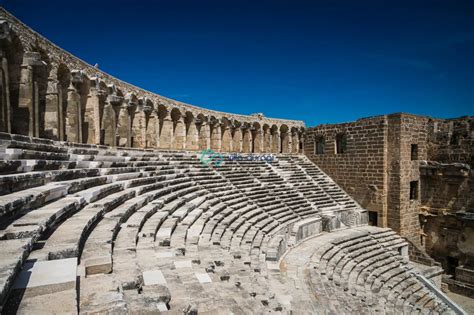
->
(71, 70), (85, 90)
(0, 20), (11, 42)
(22, 52), (46, 67)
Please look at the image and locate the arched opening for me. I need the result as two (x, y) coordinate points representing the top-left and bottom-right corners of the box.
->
(280, 124), (289, 153)
(262, 124), (270, 152)
(158, 104), (171, 149)
(185, 111), (198, 151)
(221, 117), (232, 152)
(232, 121), (242, 153)
(252, 122), (262, 153)
(171, 107), (184, 150)
(314, 135), (325, 154)
(242, 122), (251, 153)
(197, 113), (209, 150)
(56, 64), (71, 141)
(209, 116), (221, 152)
(144, 99), (157, 148)
(291, 127), (299, 153)
(270, 125), (279, 153)
(2, 30), (24, 134)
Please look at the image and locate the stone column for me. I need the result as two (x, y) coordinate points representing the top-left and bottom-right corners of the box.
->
(221, 125), (232, 152)
(268, 130), (273, 153)
(117, 95), (136, 147)
(0, 21), (11, 133)
(17, 52), (44, 136)
(233, 127), (242, 153)
(288, 133), (293, 154)
(126, 95), (138, 147)
(132, 105), (146, 148)
(292, 132), (299, 153)
(102, 99), (115, 146)
(0, 51), (11, 133)
(84, 78), (105, 144)
(58, 83), (65, 141)
(185, 118), (199, 151)
(102, 89), (123, 146)
(198, 121), (210, 150)
(210, 121), (222, 152)
(173, 116), (186, 150)
(281, 132), (290, 153)
(272, 131), (280, 153)
(65, 71), (84, 143)
(117, 104), (129, 147)
(44, 65), (60, 139)
(242, 127), (252, 153)
(159, 110), (173, 149)
(254, 129), (264, 153)
(145, 107), (159, 148)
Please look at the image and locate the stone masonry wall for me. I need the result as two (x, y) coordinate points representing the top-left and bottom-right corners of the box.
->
(305, 113), (430, 245)
(420, 162), (474, 288)
(305, 113), (473, 292)
(387, 113), (429, 245)
(427, 117), (473, 166)
(304, 115), (389, 226)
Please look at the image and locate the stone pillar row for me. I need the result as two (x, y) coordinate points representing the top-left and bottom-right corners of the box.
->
(0, 43), (304, 152)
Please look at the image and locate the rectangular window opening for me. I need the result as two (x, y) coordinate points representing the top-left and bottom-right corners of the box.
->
(336, 134), (347, 154)
(409, 181), (418, 200)
(411, 144), (418, 160)
(314, 137), (325, 155)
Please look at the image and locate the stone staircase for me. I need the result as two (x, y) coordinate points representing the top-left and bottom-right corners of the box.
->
(0, 132), (458, 314)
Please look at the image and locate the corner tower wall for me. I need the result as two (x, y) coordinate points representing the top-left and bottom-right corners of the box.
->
(305, 113), (430, 245)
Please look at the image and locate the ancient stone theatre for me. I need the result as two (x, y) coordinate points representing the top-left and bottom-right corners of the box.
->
(0, 7), (472, 315)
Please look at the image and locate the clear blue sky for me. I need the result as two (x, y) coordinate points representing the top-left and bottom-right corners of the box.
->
(3, 0), (473, 126)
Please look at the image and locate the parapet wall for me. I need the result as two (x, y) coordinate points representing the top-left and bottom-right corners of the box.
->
(0, 7), (304, 153)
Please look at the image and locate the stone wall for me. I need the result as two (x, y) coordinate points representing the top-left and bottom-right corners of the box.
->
(305, 113), (473, 294)
(420, 162), (473, 213)
(419, 117), (473, 290)
(427, 117), (473, 166)
(0, 8), (304, 153)
(386, 113), (429, 245)
(304, 113), (429, 244)
(303, 115), (389, 225)
(420, 163), (474, 290)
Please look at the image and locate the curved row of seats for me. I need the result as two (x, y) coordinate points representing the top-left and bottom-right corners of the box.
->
(0, 132), (453, 314)
(269, 226), (454, 314)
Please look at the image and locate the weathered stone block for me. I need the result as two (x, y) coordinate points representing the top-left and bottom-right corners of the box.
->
(12, 258), (77, 298)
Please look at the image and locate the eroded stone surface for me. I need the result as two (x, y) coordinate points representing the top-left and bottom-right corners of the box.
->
(12, 258), (77, 297)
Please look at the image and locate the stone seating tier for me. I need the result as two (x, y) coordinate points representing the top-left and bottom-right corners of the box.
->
(0, 134), (455, 314)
